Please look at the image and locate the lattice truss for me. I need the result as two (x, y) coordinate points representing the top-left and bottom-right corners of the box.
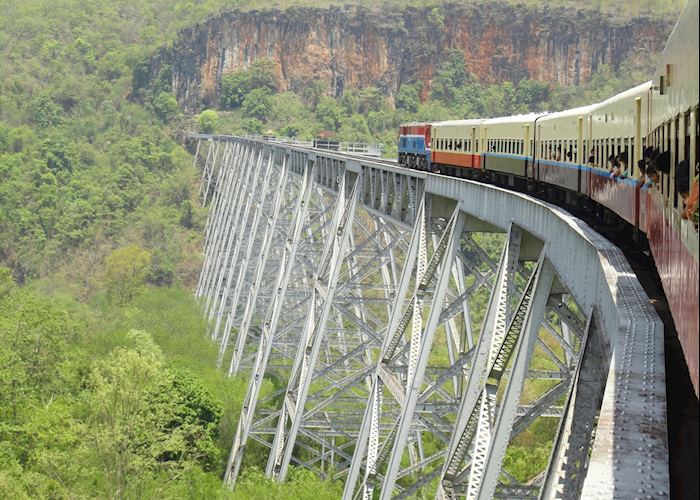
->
(193, 139), (609, 500)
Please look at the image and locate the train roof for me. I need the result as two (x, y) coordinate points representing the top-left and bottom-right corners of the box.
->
(431, 119), (486, 128)
(399, 122), (432, 127)
(597, 81), (652, 108)
(481, 112), (548, 125)
(538, 103), (599, 122)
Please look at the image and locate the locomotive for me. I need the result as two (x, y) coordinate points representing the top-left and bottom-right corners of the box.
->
(397, 0), (699, 394)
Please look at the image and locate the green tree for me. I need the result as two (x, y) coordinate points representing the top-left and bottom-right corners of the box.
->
(315, 96), (343, 132)
(357, 86), (385, 114)
(0, 267), (13, 297)
(220, 58), (277, 110)
(0, 290), (72, 422)
(242, 117), (264, 134)
(104, 245), (152, 305)
(396, 82), (422, 112)
(198, 109), (218, 134)
(430, 49), (468, 103)
(515, 79), (550, 112)
(75, 330), (223, 496)
(29, 93), (65, 128)
(220, 70), (252, 109)
(152, 92), (181, 121)
(242, 88), (272, 121)
(248, 58), (277, 93)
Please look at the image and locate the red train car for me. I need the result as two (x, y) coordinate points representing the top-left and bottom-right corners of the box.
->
(645, 0), (699, 394)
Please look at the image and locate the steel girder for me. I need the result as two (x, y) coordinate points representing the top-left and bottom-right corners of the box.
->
(191, 136), (668, 500)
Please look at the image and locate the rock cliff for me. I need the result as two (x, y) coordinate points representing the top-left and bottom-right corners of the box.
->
(147, 3), (673, 111)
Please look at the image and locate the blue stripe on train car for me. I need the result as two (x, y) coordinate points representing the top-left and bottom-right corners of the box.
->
(482, 153), (640, 187)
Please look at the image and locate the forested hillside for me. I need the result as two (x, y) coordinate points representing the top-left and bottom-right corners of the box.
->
(0, 0), (682, 497)
(191, 51), (657, 158)
(0, 0), (342, 496)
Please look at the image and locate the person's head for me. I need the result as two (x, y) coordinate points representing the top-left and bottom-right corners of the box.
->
(644, 147), (657, 165)
(637, 159), (646, 175)
(647, 166), (660, 184)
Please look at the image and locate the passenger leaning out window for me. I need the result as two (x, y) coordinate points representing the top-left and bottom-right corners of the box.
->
(681, 162), (699, 222)
(644, 166), (660, 188)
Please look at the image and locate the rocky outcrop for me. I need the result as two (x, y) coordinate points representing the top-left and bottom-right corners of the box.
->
(147, 3), (673, 111)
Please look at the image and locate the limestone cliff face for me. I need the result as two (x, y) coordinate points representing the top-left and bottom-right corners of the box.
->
(148, 3), (672, 111)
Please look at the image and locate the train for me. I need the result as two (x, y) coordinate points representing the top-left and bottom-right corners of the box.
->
(397, 0), (699, 395)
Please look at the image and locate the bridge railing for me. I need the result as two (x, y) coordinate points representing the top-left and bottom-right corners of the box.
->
(243, 134), (384, 157)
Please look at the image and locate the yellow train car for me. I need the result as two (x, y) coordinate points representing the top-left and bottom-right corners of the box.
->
(536, 104), (597, 196)
(586, 82), (653, 226)
(481, 113), (546, 183)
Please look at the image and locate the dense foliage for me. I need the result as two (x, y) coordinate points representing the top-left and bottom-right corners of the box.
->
(0, 0), (343, 496)
(0, 0), (680, 497)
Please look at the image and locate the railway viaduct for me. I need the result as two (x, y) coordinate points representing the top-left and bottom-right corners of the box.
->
(191, 135), (668, 499)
